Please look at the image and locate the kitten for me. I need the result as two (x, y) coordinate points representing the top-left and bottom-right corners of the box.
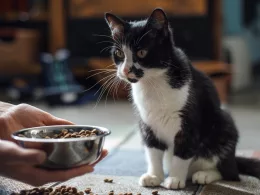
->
(104, 8), (260, 189)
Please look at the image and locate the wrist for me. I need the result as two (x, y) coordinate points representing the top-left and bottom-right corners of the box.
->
(0, 102), (14, 140)
(0, 114), (8, 140)
(0, 102), (14, 116)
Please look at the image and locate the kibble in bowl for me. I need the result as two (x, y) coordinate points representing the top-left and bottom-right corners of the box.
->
(12, 125), (110, 169)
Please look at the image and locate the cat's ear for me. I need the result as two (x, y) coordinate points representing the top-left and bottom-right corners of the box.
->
(105, 13), (125, 39)
(147, 8), (168, 31)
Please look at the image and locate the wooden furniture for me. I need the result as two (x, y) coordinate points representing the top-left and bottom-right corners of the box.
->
(0, 28), (41, 75)
(48, 0), (66, 54)
(70, 0), (207, 17)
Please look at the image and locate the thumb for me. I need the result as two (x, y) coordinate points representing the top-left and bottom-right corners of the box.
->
(44, 116), (75, 126)
(0, 140), (46, 165)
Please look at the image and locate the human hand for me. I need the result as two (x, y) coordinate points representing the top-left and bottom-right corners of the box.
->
(0, 103), (108, 185)
(0, 103), (74, 140)
(0, 140), (108, 186)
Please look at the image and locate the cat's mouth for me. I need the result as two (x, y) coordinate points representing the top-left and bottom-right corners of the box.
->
(127, 78), (138, 83)
(118, 75), (139, 84)
(119, 66), (144, 83)
(118, 71), (141, 83)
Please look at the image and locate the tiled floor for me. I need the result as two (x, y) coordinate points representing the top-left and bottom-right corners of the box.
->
(30, 96), (260, 151)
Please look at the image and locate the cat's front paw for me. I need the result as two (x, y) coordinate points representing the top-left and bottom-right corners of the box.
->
(139, 173), (163, 187)
(192, 170), (222, 185)
(163, 177), (186, 189)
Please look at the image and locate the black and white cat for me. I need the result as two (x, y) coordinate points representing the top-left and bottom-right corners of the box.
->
(104, 8), (260, 189)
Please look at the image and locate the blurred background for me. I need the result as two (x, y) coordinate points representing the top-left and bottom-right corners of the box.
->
(0, 0), (259, 151)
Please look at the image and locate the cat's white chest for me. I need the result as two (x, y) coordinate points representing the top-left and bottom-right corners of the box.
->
(132, 78), (189, 145)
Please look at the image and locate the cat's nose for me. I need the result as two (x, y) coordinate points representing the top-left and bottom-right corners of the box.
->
(123, 67), (130, 75)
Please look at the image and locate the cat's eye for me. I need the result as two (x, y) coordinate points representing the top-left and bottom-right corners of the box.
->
(137, 49), (148, 58)
(115, 49), (124, 58)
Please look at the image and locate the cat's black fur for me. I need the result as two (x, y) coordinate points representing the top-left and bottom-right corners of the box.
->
(105, 8), (260, 181)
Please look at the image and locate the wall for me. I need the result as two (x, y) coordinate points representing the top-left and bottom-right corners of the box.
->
(223, 0), (242, 35)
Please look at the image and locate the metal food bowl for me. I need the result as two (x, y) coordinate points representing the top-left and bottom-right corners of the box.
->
(12, 125), (110, 169)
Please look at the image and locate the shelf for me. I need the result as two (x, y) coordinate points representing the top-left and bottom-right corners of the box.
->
(0, 13), (48, 23)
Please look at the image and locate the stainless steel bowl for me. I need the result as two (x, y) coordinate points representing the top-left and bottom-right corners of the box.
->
(12, 125), (110, 169)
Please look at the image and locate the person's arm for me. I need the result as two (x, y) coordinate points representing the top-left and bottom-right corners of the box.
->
(0, 101), (13, 114)
(0, 101), (14, 140)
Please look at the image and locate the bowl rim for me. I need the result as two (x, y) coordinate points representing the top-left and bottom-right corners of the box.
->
(11, 125), (111, 143)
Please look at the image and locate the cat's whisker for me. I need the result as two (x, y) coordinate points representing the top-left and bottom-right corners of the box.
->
(87, 63), (116, 76)
(100, 45), (117, 53)
(92, 77), (115, 110)
(85, 70), (113, 80)
(83, 73), (116, 93)
(88, 68), (116, 73)
(116, 78), (124, 101)
(111, 77), (119, 103)
(96, 40), (117, 45)
(94, 73), (116, 96)
(97, 41), (122, 50)
(111, 80), (117, 104)
(136, 29), (152, 45)
(93, 34), (120, 44)
(94, 75), (116, 109)
(115, 38), (122, 48)
(100, 78), (114, 108)
(105, 78), (118, 107)
(105, 63), (117, 68)
(111, 44), (123, 52)
(97, 63), (117, 70)
(113, 79), (121, 103)
(93, 34), (113, 39)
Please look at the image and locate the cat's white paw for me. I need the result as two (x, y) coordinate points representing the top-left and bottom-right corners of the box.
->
(163, 177), (186, 189)
(192, 170), (222, 185)
(139, 173), (163, 187)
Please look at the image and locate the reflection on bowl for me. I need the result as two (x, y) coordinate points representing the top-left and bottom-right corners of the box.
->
(12, 125), (110, 169)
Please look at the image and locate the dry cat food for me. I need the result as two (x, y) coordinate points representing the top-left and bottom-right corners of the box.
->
(11, 185), (85, 195)
(84, 188), (92, 194)
(104, 178), (113, 183)
(18, 128), (102, 139)
(152, 190), (158, 195)
(12, 184), (156, 195)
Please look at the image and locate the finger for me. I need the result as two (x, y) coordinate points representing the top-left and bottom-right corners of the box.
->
(30, 150), (108, 185)
(0, 162), (94, 187)
(90, 149), (108, 166)
(0, 140), (46, 165)
(44, 116), (75, 126)
(1, 150), (107, 186)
